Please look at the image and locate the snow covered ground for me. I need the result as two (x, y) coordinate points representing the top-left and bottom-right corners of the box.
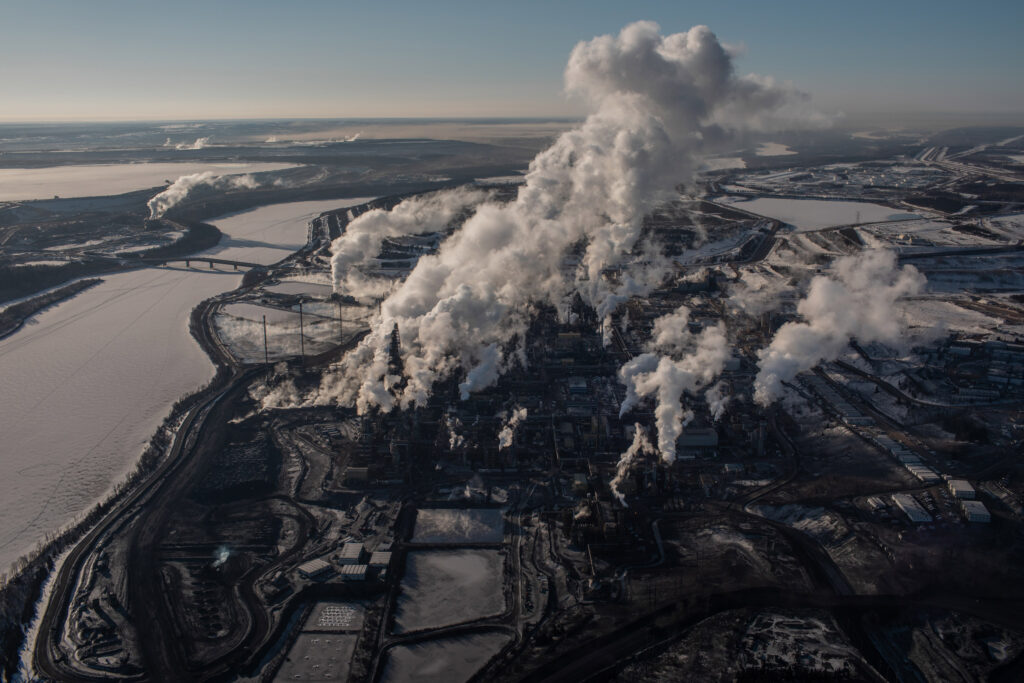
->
(411, 509), (505, 544)
(0, 162), (299, 201)
(393, 550), (505, 633)
(381, 632), (510, 683)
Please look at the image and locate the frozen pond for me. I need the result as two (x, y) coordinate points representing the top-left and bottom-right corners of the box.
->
(381, 632), (510, 683)
(755, 142), (796, 156)
(273, 633), (358, 681)
(718, 196), (919, 231)
(0, 198), (370, 575)
(411, 508), (505, 544)
(0, 162), (299, 201)
(394, 550), (505, 633)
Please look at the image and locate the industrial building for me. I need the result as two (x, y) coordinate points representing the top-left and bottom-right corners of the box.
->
(337, 543), (365, 565)
(339, 565), (368, 581)
(948, 479), (976, 499)
(369, 551), (392, 568)
(892, 493), (932, 523)
(961, 500), (991, 523)
(297, 558), (334, 581)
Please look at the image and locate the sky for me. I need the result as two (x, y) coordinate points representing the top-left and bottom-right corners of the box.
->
(1, 0), (1021, 123)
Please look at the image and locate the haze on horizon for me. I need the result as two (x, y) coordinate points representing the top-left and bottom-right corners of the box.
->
(1, 0), (1022, 127)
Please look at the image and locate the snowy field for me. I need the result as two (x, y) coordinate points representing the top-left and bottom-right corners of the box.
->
(755, 142), (796, 156)
(0, 162), (298, 201)
(0, 199), (363, 574)
(381, 632), (510, 683)
(411, 508), (505, 544)
(394, 550), (505, 633)
(273, 633), (357, 682)
(718, 196), (919, 231)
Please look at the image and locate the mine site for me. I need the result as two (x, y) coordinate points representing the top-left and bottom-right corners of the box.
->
(1, 5), (1023, 683)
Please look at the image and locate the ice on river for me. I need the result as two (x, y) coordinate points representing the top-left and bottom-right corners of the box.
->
(0, 198), (371, 575)
(0, 162), (299, 201)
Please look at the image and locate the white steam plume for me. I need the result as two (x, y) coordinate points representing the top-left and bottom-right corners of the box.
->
(705, 380), (730, 421)
(618, 305), (731, 462)
(754, 249), (926, 406)
(315, 22), (820, 413)
(170, 136), (211, 150)
(610, 423), (657, 505)
(446, 415), (466, 450)
(148, 171), (258, 218)
(330, 188), (491, 300)
(497, 406), (527, 450)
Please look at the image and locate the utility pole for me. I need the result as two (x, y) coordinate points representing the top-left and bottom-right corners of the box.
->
(298, 301), (305, 361)
(262, 315), (269, 366)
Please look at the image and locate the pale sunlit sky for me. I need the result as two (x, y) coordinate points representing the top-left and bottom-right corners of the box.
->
(1, 0), (1021, 123)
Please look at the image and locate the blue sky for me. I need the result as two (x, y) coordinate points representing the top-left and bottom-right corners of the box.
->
(1, 0), (1021, 122)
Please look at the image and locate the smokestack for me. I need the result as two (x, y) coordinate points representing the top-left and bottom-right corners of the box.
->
(298, 301), (305, 361)
(263, 315), (269, 366)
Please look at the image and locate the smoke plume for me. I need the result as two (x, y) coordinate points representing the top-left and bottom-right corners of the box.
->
(330, 188), (491, 300)
(148, 171), (259, 218)
(316, 22), (819, 413)
(497, 405), (527, 450)
(705, 380), (731, 421)
(610, 423), (657, 505)
(754, 249), (925, 405)
(618, 305), (731, 462)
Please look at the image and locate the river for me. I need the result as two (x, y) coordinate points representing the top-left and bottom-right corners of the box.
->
(0, 198), (368, 575)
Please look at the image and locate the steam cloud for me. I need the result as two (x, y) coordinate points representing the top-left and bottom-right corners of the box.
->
(753, 249), (926, 405)
(316, 22), (820, 414)
(618, 305), (731, 462)
(610, 423), (657, 505)
(330, 188), (491, 300)
(497, 406), (527, 450)
(148, 171), (259, 218)
(164, 136), (211, 150)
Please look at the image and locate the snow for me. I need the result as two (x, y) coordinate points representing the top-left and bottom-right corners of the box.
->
(265, 281), (335, 297)
(411, 509), (504, 544)
(0, 198), (363, 575)
(273, 633), (358, 682)
(717, 196), (919, 231)
(0, 162), (299, 201)
(381, 632), (510, 683)
(393, 550), (505, 633)
(755, 142), (797, 156)
(701, 156), (746, 171)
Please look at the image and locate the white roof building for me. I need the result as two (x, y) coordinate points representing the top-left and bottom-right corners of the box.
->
(339, 564), (368, 581)
(961, 500), (991, 523)
(338, 542), (365, 565)
(948, 479), (976, 499)
(298, 558), (334, 580)
(892, 493), (932, 523)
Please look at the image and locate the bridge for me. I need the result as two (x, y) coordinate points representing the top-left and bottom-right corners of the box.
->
(139, 256), (265, 270)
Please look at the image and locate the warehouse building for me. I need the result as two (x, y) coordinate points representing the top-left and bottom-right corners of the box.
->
(961, 500), (991, 523)
(948, 479), (976, 499)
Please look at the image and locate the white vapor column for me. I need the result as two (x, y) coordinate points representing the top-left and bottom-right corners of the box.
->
(317, 21), (821, 414)
(754, 249), (926, 405)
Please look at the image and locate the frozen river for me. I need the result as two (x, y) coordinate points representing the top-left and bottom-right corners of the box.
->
(0, 198), (369, 575)
(0, 162), (299, 201)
